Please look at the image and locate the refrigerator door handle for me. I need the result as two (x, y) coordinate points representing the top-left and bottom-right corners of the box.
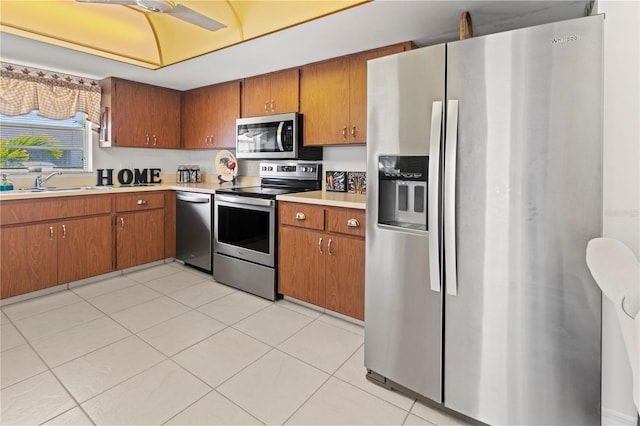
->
(428, 101), (443, 292)
(444, 99), (459, 296)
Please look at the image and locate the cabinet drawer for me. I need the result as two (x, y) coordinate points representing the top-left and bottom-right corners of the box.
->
(326, 207), (365, 237)
(0, 195), (112, 226)
(279, 202), (324, 230)
(115, 192), (164, 212)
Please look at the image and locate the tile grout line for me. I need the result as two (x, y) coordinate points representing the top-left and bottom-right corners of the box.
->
(158, 357), (266, 426)
(2, 310), (99, 425)
(5, 262), (417, 426)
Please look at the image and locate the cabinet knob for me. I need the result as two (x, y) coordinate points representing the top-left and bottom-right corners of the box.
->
(137, 199), (147, 206)
(153, 135), (158, 146)
(264, 102), (269, 113)
(120, 217), (125, 229)
(342, 126), (347, 139)
(328, 238), (333, 256)
(351, 125), (356, 138)
(49, 226), (54, 240)
(62, 224), (67, 239)
(145, 134), (150, 145)
(318, 237), (323, 254)
(270, 100), (275, 112)
(347, 218), (360, 228)
(295, 212), (306, 220)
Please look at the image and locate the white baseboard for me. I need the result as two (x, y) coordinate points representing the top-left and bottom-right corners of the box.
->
(602, 407), (638, 426)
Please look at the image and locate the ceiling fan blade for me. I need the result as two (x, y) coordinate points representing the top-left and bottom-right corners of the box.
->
(169, 4), (226, 32)
(75, 0), (137, 4)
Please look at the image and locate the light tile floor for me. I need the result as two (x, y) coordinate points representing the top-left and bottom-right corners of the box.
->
(0, 261), (470, 425)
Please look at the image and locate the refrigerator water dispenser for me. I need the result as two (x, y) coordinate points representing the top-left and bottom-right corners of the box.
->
(377, 155), (428, 231)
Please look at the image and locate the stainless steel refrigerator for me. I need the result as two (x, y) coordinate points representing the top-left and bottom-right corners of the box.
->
(365, 15), (603, 425)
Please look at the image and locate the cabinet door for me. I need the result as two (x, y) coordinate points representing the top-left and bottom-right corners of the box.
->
(0, 223), (58, 298)
(116, 209), (165, 270)
(270, 68), (299, 114)
(58, 216), (113, 284)
(213, 80), (241, 148)
(150, 86), (181, 148)
(278, 226), (325, 306)
(112, 79), (149, 147)
(242, 74), (271, 117)
(349, 44), (410, 144)
(300, 57), (350, 146)
(182, 86), (213, 148)
(325, 235), (365, 320)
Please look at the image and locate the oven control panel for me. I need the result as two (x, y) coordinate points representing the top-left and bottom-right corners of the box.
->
(259, 162), (321, 180)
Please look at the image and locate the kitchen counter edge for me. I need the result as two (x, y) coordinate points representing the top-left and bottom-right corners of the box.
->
(276, 190), (366, 210)
(0, 182), (251, 201)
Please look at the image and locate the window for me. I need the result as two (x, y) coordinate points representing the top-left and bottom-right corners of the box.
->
(0, 111), (92, 171)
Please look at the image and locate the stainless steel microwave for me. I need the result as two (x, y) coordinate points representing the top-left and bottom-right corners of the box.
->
(236, 113), (322, 160)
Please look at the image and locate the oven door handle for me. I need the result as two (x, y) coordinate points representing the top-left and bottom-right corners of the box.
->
(215, 194), (275, 207)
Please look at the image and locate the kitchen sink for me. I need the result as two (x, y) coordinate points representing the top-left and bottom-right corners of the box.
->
(17, 186), (114, 192)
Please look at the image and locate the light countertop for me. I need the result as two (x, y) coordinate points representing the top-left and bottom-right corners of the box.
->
(0, 176), (259, 201)
(0, 177), (366, 210)
(277, 190), (366, 210)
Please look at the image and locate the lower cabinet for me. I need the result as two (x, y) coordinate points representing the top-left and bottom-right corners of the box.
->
(278, 201), (365, 320)
(1, 223), (58, 298)
(116, 209), (165, 270)
(0, 191), (174, 300)
(0, 215), (113, 299)
(115, 192), (166, 270)
(58, 216), (114, 284)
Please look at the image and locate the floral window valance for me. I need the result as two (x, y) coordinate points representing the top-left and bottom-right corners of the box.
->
(0, 62), (101, 124)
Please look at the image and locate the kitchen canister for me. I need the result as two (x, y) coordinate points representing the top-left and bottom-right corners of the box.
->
(177, 165), (190, 183)
(189, 165), (202, 183)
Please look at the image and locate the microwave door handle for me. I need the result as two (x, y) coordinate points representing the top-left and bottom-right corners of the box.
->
(276, 121), (285, 152)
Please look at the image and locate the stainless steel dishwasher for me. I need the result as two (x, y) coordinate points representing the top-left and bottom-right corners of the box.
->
(176, 191), (213, 273)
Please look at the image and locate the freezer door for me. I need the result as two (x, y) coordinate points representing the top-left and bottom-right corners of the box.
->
(443, 15), (603, 425)
(365, 45), (445, 402)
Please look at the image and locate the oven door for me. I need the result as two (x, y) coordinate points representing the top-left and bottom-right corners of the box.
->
(214, 194), (276, 267)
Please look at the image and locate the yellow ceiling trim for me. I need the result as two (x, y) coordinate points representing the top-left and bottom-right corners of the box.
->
(1, 25), (164, 69)
(225, 0), (245, 42)
(0, 0), (370, 69)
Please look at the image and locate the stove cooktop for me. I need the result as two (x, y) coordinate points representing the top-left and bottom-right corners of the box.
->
(215, 186), (316, 199)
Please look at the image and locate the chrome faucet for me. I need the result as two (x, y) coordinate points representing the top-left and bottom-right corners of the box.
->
(34, 171), (62, 188)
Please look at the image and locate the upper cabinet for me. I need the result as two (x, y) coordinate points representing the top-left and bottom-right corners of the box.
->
(300, 42), (413, 146)
(181, 80), (241, 149)
(242, 68), (300, 117)
(100, 77), (180, 149)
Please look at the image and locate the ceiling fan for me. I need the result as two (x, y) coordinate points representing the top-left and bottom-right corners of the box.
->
(75, 0), (227, 32)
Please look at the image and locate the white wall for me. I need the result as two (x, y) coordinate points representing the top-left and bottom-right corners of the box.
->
(92, 144), (254, 180)
(597, 0), (640, 424)
(91, 141), (367, 183)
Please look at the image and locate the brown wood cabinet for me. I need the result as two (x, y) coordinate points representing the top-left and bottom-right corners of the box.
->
(278, 201), (365, 320)
(115, 192), (165, 270)
(57, 216), (114, 284)
(0, 196), (113, 299)
(1, 223), (58, 298)
(100, 77), (180, 148)
(181, 80), (241, 149)
(300, 42), (413, 146)
(0, 190), (176, 299)
(242, 68), (299, 117)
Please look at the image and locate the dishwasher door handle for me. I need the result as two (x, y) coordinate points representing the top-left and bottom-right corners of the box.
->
(177, 194), (211, 203)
